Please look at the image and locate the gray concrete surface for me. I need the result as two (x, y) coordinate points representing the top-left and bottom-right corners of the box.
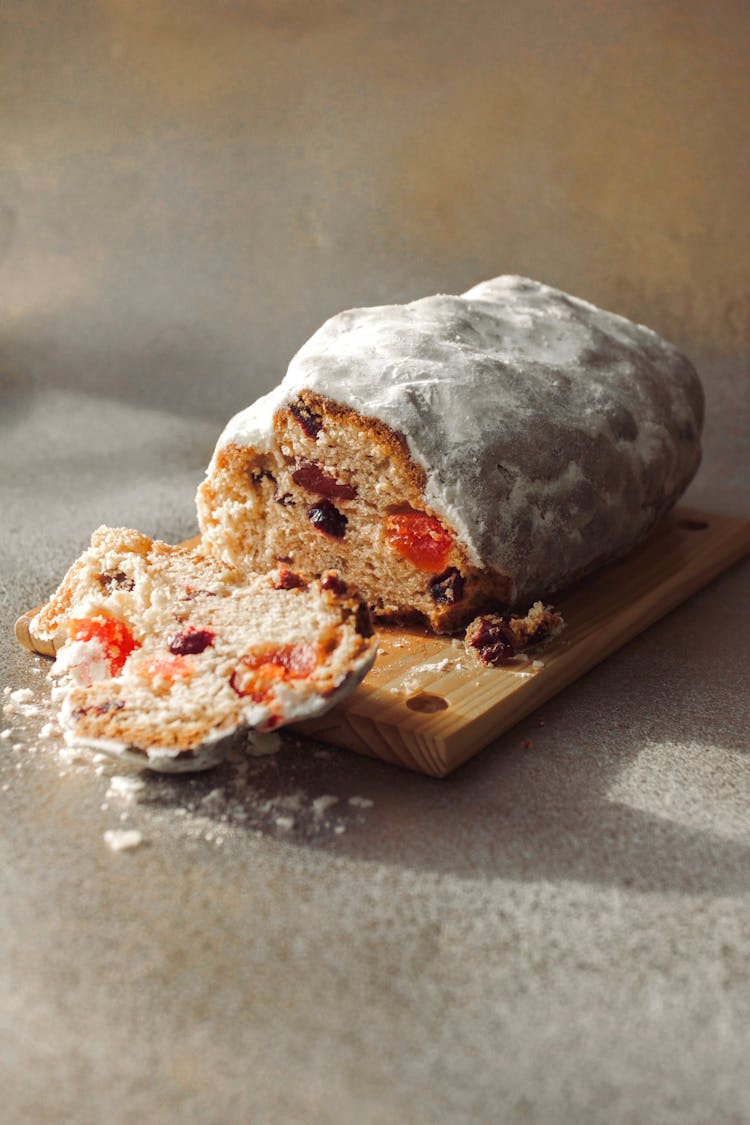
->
(2, 3), (749, 1123)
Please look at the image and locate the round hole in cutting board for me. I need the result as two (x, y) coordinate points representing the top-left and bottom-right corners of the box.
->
(677, 518), (708, 531)
(406, 692), (449, 713)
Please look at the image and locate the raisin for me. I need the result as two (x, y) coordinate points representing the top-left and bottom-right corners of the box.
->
(466, 615), (517, 666)
(308, 500), (347, 539)
(320, 572), (348, 596)
(292, 459), (357, 500)
(168, 627), (215, 655)
(230, 643), (319, 700)
(384, 511), (453, 572)
(289, 400), (322, 439)
(429, 567), (464, 604)
(273, 569), (308, 590)
(98, 570), (135, 592)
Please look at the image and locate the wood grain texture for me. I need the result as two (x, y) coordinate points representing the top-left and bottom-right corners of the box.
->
(15, 508), (750, 776)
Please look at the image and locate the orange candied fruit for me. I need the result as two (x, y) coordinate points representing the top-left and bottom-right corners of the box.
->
(137, 654), (194, 682)
(68, 615), (138, 676)
(383, 510), (454, 572)
(230, 642), (319, 702)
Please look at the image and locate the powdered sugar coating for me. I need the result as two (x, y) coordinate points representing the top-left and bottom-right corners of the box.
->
(213, 276), (703, 602)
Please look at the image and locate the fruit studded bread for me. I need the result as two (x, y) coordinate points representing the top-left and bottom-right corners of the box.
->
(198, 275), (704, 632)
(31, 527), (377, 771)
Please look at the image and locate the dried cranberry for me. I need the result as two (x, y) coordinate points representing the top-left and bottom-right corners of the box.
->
(292, 460), (357, 500)
(321, 573), (348, 596)
(308, 500), (347, 539)
(467, 616), (517, 666)
(273, 569), (308, 590)
(429, 567), (464, 604)
(289, 400), (322, 439)
(168, 627), (215, 655)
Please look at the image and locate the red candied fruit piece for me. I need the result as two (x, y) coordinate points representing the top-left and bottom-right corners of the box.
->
(292, 460), (357, 501)
(384, 511), (454, 572)
(138, 654), (194, 681)
(230, 642), (319, 701)
(68, 615), (138, 676)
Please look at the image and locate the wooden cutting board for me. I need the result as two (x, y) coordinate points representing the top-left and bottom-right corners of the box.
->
(15, 507), (750, 777)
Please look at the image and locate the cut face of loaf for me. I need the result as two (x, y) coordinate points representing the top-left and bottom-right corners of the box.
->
(197, 391), (511, 633)
(32, 527), (377, 771)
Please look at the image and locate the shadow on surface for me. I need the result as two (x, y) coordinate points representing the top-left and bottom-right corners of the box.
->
(140, 560), (750, 897)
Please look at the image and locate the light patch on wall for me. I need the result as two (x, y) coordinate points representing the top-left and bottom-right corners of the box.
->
(388, 7), (750, 355)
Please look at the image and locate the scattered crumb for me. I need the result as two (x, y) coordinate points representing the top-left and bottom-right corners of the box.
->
(200, 788), (227, 812)
(531, 659), (544, 669)
(246, 730), (283, 756)
(39, 722), (56, 738)
(312, 795), (338, 817)
(0, 729), (12, 741)
(107, 775), (146, 801)
(334, 824), (346, 834)
(275, 815), (295, 831)
(348, 796), (374, 809)
(522, 738), (535, 750)
(103, 828), (144, 852)
(10, 688), (34, 704)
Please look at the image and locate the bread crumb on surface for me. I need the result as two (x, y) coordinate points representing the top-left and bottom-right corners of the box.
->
(312, 794), (338, 817)
(348, 796), (374, 809)
(10, 688), (34, 704)
(103, 828), (144, 852)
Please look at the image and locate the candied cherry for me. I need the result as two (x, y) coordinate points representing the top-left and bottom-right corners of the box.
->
(384, 511), (454, 572)
(68, 615), (138, 676)
(138, 654), (194, 681)
(230, 642), (319, 701)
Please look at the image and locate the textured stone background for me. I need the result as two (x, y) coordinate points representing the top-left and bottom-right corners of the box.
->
(1, 3), (749, 1122)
